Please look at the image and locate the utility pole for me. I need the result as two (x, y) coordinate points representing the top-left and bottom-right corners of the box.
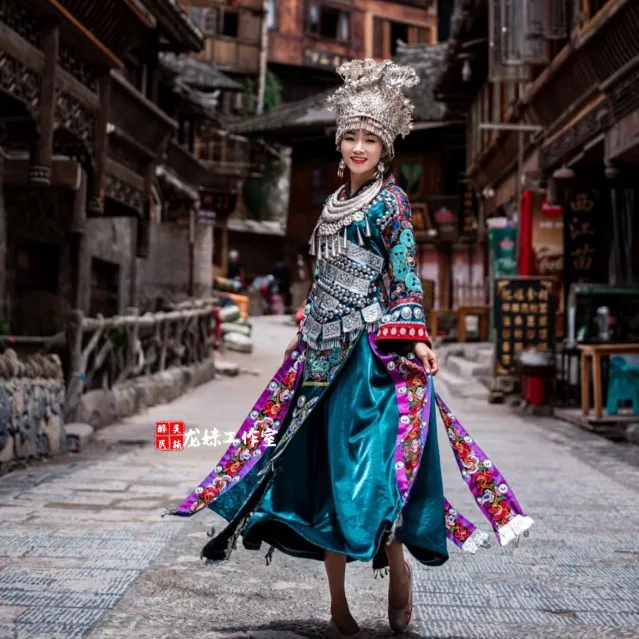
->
(256, 0), (269, 115)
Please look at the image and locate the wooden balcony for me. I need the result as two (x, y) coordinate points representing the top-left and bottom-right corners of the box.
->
(202, 37), (261, 74)
(109, 71), (177, 160)
(526, 0), (638, 134)
(194, 129), (253, 178)
(166, 139), (241, 193)
(30, 0), (152, 62)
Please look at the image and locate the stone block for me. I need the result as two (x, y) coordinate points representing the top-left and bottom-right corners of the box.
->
(625, 423), (639, 445)
(65, 423), (95, 453)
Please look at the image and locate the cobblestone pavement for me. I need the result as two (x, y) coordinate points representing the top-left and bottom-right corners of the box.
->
(1, 316), (639, 639)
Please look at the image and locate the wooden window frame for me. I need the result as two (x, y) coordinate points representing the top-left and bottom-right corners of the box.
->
(306, 2), (351, 43)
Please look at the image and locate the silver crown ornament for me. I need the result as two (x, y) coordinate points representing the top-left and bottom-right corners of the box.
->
(309, 59), (419, 258)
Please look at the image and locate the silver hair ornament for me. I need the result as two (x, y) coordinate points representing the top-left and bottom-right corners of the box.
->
(327, 59), (420, 160)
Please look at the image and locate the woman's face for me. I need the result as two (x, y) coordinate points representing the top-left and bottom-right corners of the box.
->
(340, 129), (383, 176)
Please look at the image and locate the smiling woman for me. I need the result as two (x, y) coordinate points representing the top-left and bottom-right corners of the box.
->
(169, 58), (533, 639)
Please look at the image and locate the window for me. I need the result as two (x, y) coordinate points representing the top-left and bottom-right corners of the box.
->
(398, 162), (423, 197)
(190, 6), (202, 28)
(220, 10), (239, 38)
(202, 8), (216, 35)
(309, 3), (319, 33)
(338, 12), (350, 42)
(308, 4), (351, 42)
(267, 0), (277, 29)
(373, 17), (384, 57)
(89, 258), (119, 318)
(372, 18), (432, 58)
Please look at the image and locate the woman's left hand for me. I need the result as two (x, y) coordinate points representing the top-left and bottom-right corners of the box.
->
(413, 342), (439, 375)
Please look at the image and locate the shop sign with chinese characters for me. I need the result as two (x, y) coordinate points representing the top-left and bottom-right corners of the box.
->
(493, 277), (556, 376)
(563, 190), (607, 305)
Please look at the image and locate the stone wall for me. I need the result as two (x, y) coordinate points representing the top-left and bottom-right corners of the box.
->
(138, 221), (213, 309)
(76, 358), (216, 429)
(0, 349), (65, 474)
(84, 217), (138, 315)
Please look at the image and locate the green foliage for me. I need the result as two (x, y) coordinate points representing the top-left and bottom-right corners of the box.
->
(264, 71), (282, 113)
(242, 155), (285, 221)
(244, 78), (257, 115)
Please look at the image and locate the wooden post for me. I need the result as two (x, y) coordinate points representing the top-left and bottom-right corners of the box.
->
(87, 74), (111, 214)
(65, 309), (84, 422)
(29, 23), (59, 186)
(69, 167), (89, 312)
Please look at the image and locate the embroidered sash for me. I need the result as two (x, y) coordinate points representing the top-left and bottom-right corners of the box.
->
(169, 339), (533, 555)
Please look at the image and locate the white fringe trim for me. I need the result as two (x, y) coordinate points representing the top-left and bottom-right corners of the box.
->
(497, 515), (534, 547)
(461, 528), (491, 554)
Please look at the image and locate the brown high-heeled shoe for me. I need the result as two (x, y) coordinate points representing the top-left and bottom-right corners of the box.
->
(388, 560), (413, 634)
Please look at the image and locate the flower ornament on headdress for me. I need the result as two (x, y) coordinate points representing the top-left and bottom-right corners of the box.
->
(327, 59), (420, 160)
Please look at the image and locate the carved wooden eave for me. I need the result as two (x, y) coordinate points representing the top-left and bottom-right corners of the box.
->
(0, 3), (103, 189)
(25, 0), (155, 63)
(432, 0), (488, 113)
(104, 72), (177, 217)
(150, 0), (204, 53)
(524, 0), (639, 169)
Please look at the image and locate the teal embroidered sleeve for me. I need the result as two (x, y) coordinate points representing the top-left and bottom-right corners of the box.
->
(376, 185), (431, 346)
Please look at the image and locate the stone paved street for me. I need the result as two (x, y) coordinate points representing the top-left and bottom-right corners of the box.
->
(1, 316), (639, 639)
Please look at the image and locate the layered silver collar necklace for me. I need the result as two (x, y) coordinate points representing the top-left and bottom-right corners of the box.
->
(309, 174), (385, 258)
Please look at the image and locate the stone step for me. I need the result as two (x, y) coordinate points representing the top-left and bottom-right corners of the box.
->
(215, 359), (240, 377)
(436, 367), (489, 400)
(446, 354), (487, 381)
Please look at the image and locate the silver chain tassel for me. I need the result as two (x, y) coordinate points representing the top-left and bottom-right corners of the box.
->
(337, 159), (345, 178)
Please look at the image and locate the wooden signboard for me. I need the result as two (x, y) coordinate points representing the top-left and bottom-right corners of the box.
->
(493, 277), (556, 376)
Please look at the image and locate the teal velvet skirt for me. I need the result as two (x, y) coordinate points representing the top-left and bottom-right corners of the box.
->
(209, 334), (449, 567)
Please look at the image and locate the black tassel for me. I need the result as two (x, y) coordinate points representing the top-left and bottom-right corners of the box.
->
(372, 543), (389, 572)
(206, 525), (216, 538)
(373, 567), (389, 579)
(265, 545), (275, 565)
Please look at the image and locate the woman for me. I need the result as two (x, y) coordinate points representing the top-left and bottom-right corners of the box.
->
(168, 60), (533, 638)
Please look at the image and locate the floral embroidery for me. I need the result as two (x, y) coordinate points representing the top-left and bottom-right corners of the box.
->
(395, 355), (429, 493)
(437, 397), (516, 528)
(180, 357), (303, 515)
(376, 184), (430, 345)
(444, 501), (473, 544)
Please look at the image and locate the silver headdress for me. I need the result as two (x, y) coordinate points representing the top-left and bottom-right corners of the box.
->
(327, 59), (420, 160)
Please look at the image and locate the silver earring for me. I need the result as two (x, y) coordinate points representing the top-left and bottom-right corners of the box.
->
(337, 159), (345, 179)
(376, 161), (386, 179)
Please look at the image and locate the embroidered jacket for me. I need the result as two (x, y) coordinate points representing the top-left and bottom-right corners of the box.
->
(298, 174), (430, 351)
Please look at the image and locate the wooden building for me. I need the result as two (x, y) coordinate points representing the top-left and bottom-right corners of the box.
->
(0, 0), (259, 336)
(434, 0), (639, 332)
(230, 41), (479, 326)
(266, 0), (439, 103)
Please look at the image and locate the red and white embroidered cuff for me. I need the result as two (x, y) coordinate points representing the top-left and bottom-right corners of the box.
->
(376, 322), (430, 344)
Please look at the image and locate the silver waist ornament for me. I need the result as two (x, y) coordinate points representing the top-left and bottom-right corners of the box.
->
(308, 176), (384, 258)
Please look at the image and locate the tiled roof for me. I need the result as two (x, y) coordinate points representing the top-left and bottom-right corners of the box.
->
(161, 54), (244, 91)
(230, 43), (448, 136)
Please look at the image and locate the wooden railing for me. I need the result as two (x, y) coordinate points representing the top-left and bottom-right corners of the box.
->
(65, 306), (214, 420)
(110, 71), (177, 157)
(195, 129), (252, 176)
(453, 281), (486, 309)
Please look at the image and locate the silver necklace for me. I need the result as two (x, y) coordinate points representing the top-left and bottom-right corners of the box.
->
(309, 175), (384, 258)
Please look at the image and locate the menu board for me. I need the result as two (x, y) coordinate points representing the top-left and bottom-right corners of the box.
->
(494, 277), (556, 376)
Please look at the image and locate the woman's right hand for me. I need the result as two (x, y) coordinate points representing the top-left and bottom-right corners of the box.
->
(283, 335), (300, 361)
